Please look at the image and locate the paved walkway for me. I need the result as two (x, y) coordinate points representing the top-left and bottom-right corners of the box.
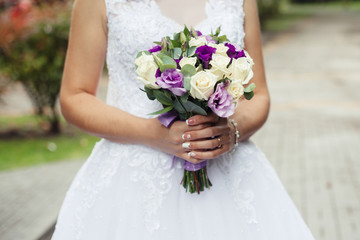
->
(0, 8), (359, 240)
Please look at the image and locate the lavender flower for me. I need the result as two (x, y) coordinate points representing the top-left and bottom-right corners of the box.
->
(225, 43), (245, 60)
(204, 35), (216, 44)
(148, 45), (162, 53)
(156, 68), (187, 96)
(196, 45), (217, 69)
(208, 81), (235, 117)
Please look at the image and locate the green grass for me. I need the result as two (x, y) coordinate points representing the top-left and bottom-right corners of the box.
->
(0, 115), (100, 171)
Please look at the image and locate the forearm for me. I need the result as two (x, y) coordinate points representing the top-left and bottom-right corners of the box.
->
(231, 91), (270, 142)
(60, 92), (163, 145)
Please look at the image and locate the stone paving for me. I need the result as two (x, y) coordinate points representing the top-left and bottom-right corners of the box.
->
(0, 7), (360, 240)
(252, 8), (360, 240)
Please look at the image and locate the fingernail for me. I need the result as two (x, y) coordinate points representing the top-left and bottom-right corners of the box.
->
(186, 119), (195, 125)
(182, 134), (191, 140)
(182, 142), (191, 149)
(188, 152), (196, 157)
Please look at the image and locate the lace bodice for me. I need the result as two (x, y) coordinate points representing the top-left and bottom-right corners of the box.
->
(104, 0), (245, 115)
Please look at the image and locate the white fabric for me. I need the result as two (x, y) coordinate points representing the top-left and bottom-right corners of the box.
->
(52, 0), (315, 239)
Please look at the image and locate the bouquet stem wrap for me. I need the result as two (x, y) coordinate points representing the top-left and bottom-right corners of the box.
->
(158, 111), (212, 194)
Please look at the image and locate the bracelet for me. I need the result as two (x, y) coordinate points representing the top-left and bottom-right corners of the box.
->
(229, 119), (240, 148)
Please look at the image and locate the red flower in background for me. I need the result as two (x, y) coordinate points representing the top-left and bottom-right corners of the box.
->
(10, 0), (32, 30)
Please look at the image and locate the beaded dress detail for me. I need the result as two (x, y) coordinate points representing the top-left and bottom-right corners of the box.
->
(52, 0), (315, 239)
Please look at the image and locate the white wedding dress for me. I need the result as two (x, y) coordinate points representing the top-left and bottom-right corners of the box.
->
(52, 0), (315, 239)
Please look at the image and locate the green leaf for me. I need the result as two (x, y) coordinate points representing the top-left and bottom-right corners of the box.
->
(180, 93), (189, 102)
(152, 53), (163, 67)
(181, 64), (197, 77)
(218, 35), (229, 43)
(153, 41), (162, 45)
(173, 48), (182, 59)
(215, 26), (221, 36)
(244, 83), (256, 93)
(174, 98), (188, 114)
(182, 101), (207, 115)
(148, 106), (174, 115)
(183, 77), (191, 91)
(154, 90), (173, 106)
(136, 51), (150, 58)
(183, 25), (190, 40)
(187, 46), (197, 57)
(157, 53), (177, 72)
(144, 86), (155, 100)
(244, 91), (254, 100)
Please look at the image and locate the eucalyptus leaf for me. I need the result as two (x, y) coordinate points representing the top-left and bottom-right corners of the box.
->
(187, 46), (197, 57)
(181, 64), (197, 77)
(244, 83), (256, 93)
(152, 53), (163, 67)
(136, 51), (150, 59)
(183, 77), (191, 91)
(148, 106), (174, 115)
(154, 90), (173, 106)
(157, 53), (177, 71)
(173, 48), (182, 59)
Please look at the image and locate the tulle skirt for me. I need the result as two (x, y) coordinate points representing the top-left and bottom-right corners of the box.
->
(52, 139), (315, 240)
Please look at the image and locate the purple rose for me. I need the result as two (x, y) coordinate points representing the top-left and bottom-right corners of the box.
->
(155, 68), (161, 78)
(148, 45), (162, 53)
(225, 43), (245, 59)
(208, 81), (235, 118)
(196, 30), (203, 36)
(156, 68), (187, 96)
(196, 45), (217, 69)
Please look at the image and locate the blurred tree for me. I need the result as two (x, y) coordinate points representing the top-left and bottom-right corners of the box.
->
(257, 0), (288, 27)
(0, 0), (70, 134)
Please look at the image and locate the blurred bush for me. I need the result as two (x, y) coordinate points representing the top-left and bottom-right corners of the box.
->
(257, 0), (288, 27)
(0, 0), (71, 134)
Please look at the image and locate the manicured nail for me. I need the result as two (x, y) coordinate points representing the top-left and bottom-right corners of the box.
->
(182, 133), (191, 140)
(186, 119), (195, 125)
(188, 152), (196, 157)
(182, 142), (191, 149)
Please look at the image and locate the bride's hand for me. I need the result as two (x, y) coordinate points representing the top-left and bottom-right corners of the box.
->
(181, 114), (237, 163)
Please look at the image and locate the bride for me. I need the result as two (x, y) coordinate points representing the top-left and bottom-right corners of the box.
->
(52, 0), (315, 239)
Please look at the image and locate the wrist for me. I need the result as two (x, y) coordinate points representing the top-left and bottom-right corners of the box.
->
(141, 117), (167, 147)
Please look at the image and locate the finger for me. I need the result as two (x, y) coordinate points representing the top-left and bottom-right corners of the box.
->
(182, 135), (231, 150)
(188, 144), (231, 160)
(186, 113), (219, 126)
(185, 125), (231, 141)
(179, 152), (207, 164)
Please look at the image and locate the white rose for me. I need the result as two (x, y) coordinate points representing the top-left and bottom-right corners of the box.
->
(190, 71), (218, 100)
(209, 43), (229, 56)
(135, 52), (160, 89)
(179, 57), (197, 68)
(208, 54), (231, 80)
(228, 57), (254, 85)
(244, 50), (255, 68)
(227, 80), (244, 100)
(189, 37), (207, 48)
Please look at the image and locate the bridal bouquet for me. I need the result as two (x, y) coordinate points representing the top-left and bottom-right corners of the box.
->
(135, 26), (255, 194)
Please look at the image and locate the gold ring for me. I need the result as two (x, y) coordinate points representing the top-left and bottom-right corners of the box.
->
(218, 138), (222, 148)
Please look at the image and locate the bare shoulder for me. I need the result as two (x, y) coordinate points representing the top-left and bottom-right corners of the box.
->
(72, 0), (107, 35)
